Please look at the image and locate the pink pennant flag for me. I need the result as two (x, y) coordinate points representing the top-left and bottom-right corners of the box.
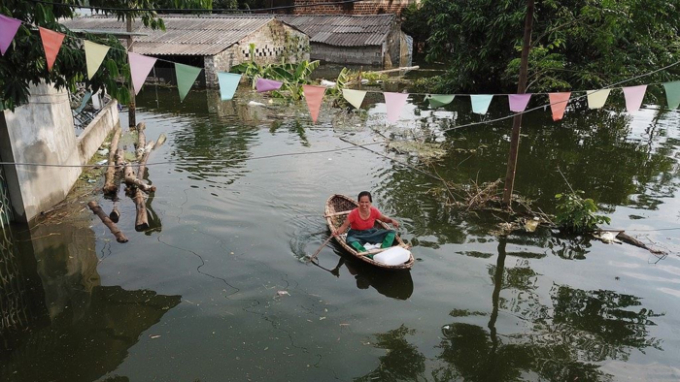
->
(302, 85), (325, 123)
(622, 85), (647, 113)
(384, 92), (409, 123)
(0, 15), (21, 56)
(256, 78), (282, 93)
(128, 52), (157, 95)
(548, 92), (571, 121)
(508, 94), (532, 112)
(39, 27), (65, 72)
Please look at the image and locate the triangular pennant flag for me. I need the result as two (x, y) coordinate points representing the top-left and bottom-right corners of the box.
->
(342, 89), (367, 109)
(426, 94), (455, 108)
(508, 93), (532, 112)
(39, 27), (65, 72)
(256, 78), (282, 92)
(384, 92), (409, 123)
(548, 92), (571, 121)
(175, 63), (202, 102)
(128, 52), (157, 95)
(0, 15), (21, 56)
(302, 85), (326, 123)
(217, 72), (241, 101)
(662, 81), (680, 110)
(471, 95), (493, 115)
(586, 89), (611, 109)
(83, 40), (110, 79)
(622, 85), (647, 113)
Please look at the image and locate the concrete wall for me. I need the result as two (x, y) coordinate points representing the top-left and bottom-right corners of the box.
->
(0, 82), (119, 223)
(77, 100), (119, 165)
(205, 20), (310, 88)
(311, 43), (383, 66)
(287, 0), (418, 15)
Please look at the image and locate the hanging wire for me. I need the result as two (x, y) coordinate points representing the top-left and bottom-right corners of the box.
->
(27, 0), (370, 13)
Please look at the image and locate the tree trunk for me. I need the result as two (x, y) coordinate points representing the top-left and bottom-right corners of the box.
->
(124, 163), (156, 193)
(136, 122), (146, 160)
(502, 0), (535, 205)
(88, 200), (128, 243)
(103, 127), (122, 194)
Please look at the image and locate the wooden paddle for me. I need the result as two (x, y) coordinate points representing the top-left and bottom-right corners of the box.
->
(307, 235), (333, 263)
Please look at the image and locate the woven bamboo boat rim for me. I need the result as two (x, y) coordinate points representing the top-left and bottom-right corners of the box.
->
(325, 194), (415, 270)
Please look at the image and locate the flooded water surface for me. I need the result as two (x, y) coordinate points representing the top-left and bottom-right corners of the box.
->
(1, 84), (680, 382)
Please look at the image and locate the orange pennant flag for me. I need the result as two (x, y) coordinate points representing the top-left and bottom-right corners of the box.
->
(302, 85), (325, 123)
(39, 27), (65, 72)
(548, 92), (571, 121)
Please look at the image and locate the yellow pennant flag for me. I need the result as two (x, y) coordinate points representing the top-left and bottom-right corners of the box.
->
(342, 89), (367, 109)
(84, 40), (110, 79)
(586, 89), (611, 110)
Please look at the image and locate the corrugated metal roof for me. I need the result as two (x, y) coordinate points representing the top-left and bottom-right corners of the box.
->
(62, 15), (282, 56)
(278, 15), (395, 47)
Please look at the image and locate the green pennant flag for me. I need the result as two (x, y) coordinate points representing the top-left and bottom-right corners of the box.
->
(175, 63), (202, 102)
(427, 94), (455, 108)
(663, 81), (680, 110)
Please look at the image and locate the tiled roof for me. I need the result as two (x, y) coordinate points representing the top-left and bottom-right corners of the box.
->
(63, 15), (280, 56)
(278, 15), (395, 47)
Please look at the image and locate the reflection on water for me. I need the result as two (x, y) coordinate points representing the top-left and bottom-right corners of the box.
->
(354, 238), (664, 382)
(0, 222), (180, 382)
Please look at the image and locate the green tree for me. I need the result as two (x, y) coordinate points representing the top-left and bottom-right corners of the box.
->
(418, 0), (680, 93)
(0, 0), (210, 111)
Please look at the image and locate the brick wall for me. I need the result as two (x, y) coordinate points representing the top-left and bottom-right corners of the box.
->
(204, 20), (310, 88)
(288, 0), (417, 15)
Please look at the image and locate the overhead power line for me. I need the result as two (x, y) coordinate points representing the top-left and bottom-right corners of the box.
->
(28, 0), (369, 13)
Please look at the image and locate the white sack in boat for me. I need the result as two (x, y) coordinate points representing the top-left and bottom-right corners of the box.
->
(374, 246), (410, 266)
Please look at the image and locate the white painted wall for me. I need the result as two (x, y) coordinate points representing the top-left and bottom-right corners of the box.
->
(0, 82), (118, 223)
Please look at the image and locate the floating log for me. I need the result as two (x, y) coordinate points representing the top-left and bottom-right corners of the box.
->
(103, 127), (122, 194)
(88, 200), (128, 243)
(134, 188), (148, 231)
(109, 202), (120, 223)
(367, 66), (419, 75)
(616, 232), (667, 255)
(124, 163), (156, 193)
(136, 125), (146, 161)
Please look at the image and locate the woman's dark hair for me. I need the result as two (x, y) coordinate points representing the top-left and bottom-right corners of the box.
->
(358, 191), (372, 202)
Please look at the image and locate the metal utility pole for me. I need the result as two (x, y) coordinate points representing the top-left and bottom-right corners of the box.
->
(502, 0), (535, 206)
(127, 17), (136, 128)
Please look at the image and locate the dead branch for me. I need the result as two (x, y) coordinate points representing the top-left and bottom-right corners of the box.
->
(136, 123), (146, 161)
(616, 232), (667, 255)
(103, 127), (122, 194)
(124, 163), (156, 193)
(88, 200), (128, 243)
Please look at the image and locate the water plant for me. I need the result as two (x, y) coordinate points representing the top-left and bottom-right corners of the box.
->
(554, 191), (610, 234)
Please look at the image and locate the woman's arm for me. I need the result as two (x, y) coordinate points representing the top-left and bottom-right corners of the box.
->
(334, 219), (351, 236)
(379, 213), (400, 228)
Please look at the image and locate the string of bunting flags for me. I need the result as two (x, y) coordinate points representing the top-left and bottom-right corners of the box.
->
(2, 14), (680, 124)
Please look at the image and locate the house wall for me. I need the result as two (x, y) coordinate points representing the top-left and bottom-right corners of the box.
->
(289, 0), (418, 15)
(204, 20), (310, 88)
(0, 82), (118, 223)
(310, 43), (383, 66)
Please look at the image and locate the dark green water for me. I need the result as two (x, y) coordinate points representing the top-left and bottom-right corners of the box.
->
(1, 85), (679, 382)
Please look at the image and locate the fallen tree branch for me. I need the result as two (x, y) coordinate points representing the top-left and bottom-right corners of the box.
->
(88, 200), (128, 243)
(103, 127), (122, 194)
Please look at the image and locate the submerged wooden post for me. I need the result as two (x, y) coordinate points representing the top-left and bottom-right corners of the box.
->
(88, 201), (128, 243)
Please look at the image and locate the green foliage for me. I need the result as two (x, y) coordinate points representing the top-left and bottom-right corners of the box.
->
(416, 0), (680, 93)
(401, 3), (429, 46)
(231, 45), (320, 100)
(554, 191), (611, 234)
(1, 0), (209, 111)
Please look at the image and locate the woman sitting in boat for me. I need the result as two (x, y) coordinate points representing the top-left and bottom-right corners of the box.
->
(333, 191), (400, 256)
